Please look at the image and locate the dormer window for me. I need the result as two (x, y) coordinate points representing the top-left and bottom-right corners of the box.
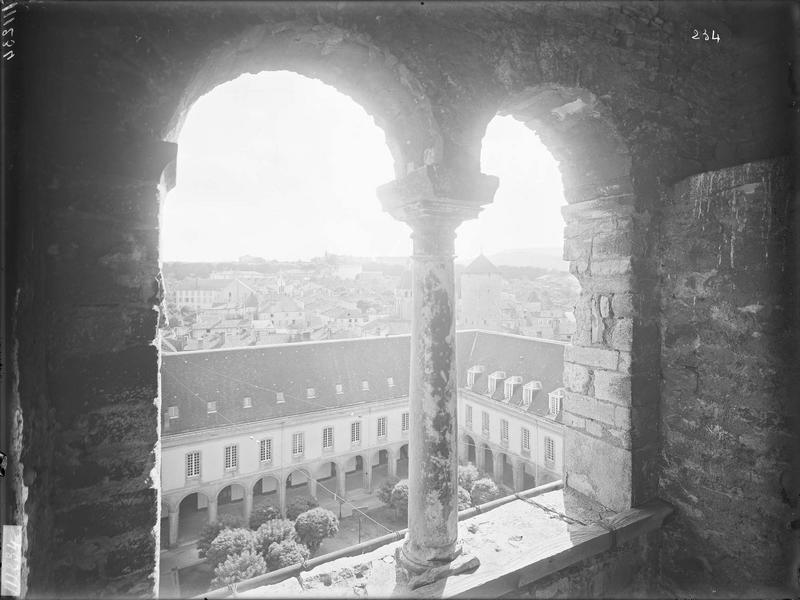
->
(242, 397), (252, 409)
(361, 380), (369, 391)
(335, 383), (343, 395)
(503, 376), (522, 402)
(207, 401), (217, 414)
(168, 406), (179, 419)
(523, 381), (542, 409)
(466, 365), (485, 389)
(548, 388), (565, 416)
(387, 377), (394, 388)
(487, 371), (506, 395)
(307, 387), (316, 399)
(276, 392), (285, 404)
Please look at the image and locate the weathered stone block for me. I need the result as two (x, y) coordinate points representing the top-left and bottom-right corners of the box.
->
(563, 362), (592, 394)
(585, 418), (603, 437)
(592, 231), (633, 259)
(564, 392), (597, 420)
(595, 400), (616, 426)
(564, 345), (619, 370)
(565, 427), (632, 511)
(594, 370), (632, 405)
(563, 413), (586, 430)
(609, 318), (633, 351)
(591, 258), (632, 277)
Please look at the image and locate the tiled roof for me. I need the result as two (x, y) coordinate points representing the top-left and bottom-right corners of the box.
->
(162, 331), (566, 435)
(456, 330), (566, 420)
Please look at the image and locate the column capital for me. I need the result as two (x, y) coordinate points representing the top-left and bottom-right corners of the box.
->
(377, 165), (499, 229)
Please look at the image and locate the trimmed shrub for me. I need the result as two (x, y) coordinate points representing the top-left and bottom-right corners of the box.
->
(248, 503), (281, 530)
(458, 463), (480, 492)
(286, 496), (319, 521)
(377, 477), (400, 507)
(254, 519), (295, 557)
(265, 539), (310, 571)
(294, 507), (339, 552)
(210, 550), (267, 589)
(390, 479), (410, 517)
(457, 486), (472, 511)
(470, 477), (501, 506)
(197, 514), (245, 558)
(205, 528), (256, 568)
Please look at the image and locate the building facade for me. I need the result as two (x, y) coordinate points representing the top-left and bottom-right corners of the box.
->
(160, 331), (565, 547)
(460, 255), (504, 331)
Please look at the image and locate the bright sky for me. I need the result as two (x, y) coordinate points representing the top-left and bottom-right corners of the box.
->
(160, 71), (565, 263)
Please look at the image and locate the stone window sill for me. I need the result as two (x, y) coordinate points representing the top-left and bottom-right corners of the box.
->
(203, 483), (673, 599)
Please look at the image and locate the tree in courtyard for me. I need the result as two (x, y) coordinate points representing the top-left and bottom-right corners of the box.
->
(248, 503), (281, 530)
(210, 550), (268, 589)
(286, 495), (319, 521)
(458, 463), (480, 492)
(470, 477), (501, 506)
(293, 507), (339, 553)
(206, 528), (257, 568)
(457, 486), (472, 511)
(265, 539), (311, 571)
(254, 519), (296, 557)
(197, 514), (245, 558)
(377, 477), (400, 508)
(390, 479), (410, 517)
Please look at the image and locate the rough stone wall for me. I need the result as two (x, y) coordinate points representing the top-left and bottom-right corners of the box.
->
(3, 1), (796, 598)
(658, 157), (797, 591)
(512, 531), (663, 599)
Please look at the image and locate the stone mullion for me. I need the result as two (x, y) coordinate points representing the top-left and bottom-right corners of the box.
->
(377, 165), (498, 584)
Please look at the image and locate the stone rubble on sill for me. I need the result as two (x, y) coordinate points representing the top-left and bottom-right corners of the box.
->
(236, 488), (619, 598)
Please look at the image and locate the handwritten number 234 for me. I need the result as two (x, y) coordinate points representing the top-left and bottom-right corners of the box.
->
(692, 29), (720, 43)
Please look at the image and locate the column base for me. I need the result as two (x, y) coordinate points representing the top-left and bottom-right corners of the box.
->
(394, 544), (480, 590)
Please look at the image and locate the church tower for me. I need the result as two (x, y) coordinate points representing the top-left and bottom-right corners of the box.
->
(460, 254), (503, 331)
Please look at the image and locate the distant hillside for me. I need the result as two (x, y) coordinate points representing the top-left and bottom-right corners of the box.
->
(487, 247), (568, 272)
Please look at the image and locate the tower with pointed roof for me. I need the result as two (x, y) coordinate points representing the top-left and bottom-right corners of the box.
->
(460, 254), (504, 331)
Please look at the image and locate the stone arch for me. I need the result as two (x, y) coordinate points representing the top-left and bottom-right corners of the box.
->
(216, 482), (247, 521)
(252, 474), (281, 509)
(482, 444), (494, 478)
(177, 491), (212, 545)
(496, 84), (632, 206)
(463, 434), (477, 465)
(478, 84), (648, 511)
(163, 21), (442, 179)
(396, 443), (409, 478)
(344, 453), (368, 493)
(312, 461), (339, 502)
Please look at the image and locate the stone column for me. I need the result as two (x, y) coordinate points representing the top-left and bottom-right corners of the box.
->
(208, 497), (218, 525)
(378, 166), (497, 583)
(278, 479), (287, 518)
(475, 444), (486, 473)
(388, 451), (397, 479)
(309, 476), (318, 500)
(336, 463), (346, 499)
(168, 505), (179, 548)
(493, 453), (504, 487)
(244, 487), (254, 523)
(512, 460), (525, 493)
(364, 468), (372, 493)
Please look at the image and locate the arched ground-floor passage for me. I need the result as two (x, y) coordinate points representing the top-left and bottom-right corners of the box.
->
(498, 453), (514, 490)
(523, 462), (537, 490)
(464, 435), (476, 464)
(483, 445), (494, 478)
(396, 444), (409, 478)
(160, 501), (171, 550)
(217, 483), (246, 521)
(370, 449), (394, 492)
(285, 468), (314, 505)
(177, 492), (210, 545)
(253, 475), (280, 510)
(314, 461), (338, 502)
(344, 454), (367, 493)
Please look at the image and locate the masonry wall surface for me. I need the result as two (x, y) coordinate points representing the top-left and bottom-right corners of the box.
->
(658, 157), (798, 592)
(3, 2), (797, 598)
